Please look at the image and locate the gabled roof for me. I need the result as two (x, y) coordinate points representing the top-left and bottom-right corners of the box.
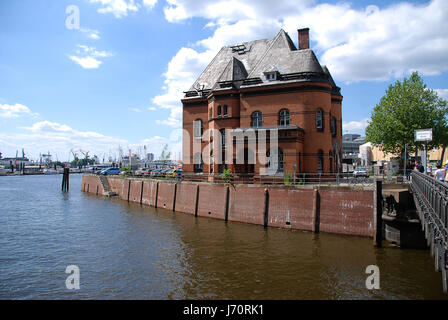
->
(186, 29), (337, 96)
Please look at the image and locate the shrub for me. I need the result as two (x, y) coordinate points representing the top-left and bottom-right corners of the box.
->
(221, 169), (234, 184)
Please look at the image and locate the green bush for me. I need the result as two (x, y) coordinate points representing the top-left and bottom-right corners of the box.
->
(221, 169), (234, 184)
(283, 171), (292, 186)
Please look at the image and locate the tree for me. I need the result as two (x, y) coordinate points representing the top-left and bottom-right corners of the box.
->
(365, 71), (448, 159)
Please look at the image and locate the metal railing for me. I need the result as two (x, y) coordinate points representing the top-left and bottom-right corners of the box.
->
(410, 171), (448, 293)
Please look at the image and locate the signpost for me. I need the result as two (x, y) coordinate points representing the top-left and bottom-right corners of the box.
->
(414, 129), (433, 170)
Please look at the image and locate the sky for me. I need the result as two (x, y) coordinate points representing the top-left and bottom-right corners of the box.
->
(0, 0), (447, 162)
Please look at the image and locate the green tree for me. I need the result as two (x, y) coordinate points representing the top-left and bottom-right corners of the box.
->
(365, 71), (448, 158)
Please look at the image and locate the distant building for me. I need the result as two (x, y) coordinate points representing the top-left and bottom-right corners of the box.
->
(342, 134), (365, 164)
(0, 157), (32, 166)
(146, 153), (154, 162)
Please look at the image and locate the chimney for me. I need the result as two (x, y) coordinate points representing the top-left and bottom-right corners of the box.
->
(298, 28), (309, 50)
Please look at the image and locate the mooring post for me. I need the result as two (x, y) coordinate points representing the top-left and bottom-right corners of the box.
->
(62, 168), (70, 192)
(374, 179), (383, 247)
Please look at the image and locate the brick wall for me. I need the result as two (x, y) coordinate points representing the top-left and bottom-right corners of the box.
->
(82, 175), (375, 238)
(318, 187), (374, 237)
(80, 175), (104, 195)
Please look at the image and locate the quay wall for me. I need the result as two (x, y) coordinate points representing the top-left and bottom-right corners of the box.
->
(81, 174), (105, 196)
(81, 175), (375, 238)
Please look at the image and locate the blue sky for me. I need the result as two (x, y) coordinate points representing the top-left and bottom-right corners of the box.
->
(0, 0), (447, 162)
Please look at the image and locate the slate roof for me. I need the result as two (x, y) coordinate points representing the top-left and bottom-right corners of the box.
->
(185, 29), (339, 98)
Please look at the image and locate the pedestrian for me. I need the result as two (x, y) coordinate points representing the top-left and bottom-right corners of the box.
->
(426, 163), (432, 176)
(434, 163), (445, 182)
(414, 161), (424, 173)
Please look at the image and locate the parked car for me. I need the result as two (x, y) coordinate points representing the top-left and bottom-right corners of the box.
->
(165, 169), (176, 178)
(150, 169), (162, 177)
(353, 167), (368, 178)
(160, 169), (170, 177)
(99, 167), (121, 175)
(135, 168), (150, 176)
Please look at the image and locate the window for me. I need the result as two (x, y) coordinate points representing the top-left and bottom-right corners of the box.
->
(223, 105), (228, 116)
(209, 108), (212, 119)
(331, 117), (336, 137)
(251, 111), (263, 128)
(193, 119), (203, 138)
(279, 109), (290, 126)
(317, 150), (323, 173)
(194, 153), (203, 173)
(316, 109), (323, 131)
(217, 105), (222, 117)
(220, 129), (226, 147)
(266, 72), (277, 81)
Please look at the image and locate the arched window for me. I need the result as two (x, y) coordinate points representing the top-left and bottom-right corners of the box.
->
(193, 119), (203, 138)
(251, 111), (263, 128)
(316, 109), (323, 131)
(194, 153), (203, 173)
(331, 117), (336, 136)
(317, 149), (324, 173)
(279, 109), (290, 126)
(217, 105), (222, 117)
(223, 105), (228, 116)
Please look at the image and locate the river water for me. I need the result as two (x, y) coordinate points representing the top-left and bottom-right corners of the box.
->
(0, 174), (446, 299)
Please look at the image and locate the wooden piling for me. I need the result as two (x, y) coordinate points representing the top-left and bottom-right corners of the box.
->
(62, 168), (70, 192)
(374, 179), (383, 247)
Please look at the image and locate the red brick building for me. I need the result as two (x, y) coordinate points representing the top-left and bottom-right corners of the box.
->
(182, 28), (343, 180)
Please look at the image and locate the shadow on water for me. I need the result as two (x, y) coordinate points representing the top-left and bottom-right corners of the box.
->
(0, 174), (446, 299)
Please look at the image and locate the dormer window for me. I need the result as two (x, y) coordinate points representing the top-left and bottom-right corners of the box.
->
(265, 71), (278, 81)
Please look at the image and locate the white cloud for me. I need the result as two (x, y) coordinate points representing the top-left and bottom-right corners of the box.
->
(88, 0), (139, 18)
(88, 0), (158, 18)
(0, 103), (38, 118)
(343, 118), (369, 134)
(435, 89), (448, 100)
(80, 28), (101, 40)
(147, 106), (157, 111)
(152, 47), (216, 127)
(143, 0), (157, 9)
(69, 56), (102, 69)
(129, 107), (143, 112)
(68, 45), (113, 69)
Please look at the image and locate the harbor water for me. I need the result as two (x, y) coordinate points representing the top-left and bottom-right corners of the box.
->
(0, 174), (446, 299)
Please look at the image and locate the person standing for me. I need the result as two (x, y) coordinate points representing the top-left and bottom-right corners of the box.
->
(434, 163), (445, 182)
(426, 163), (433, 176)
